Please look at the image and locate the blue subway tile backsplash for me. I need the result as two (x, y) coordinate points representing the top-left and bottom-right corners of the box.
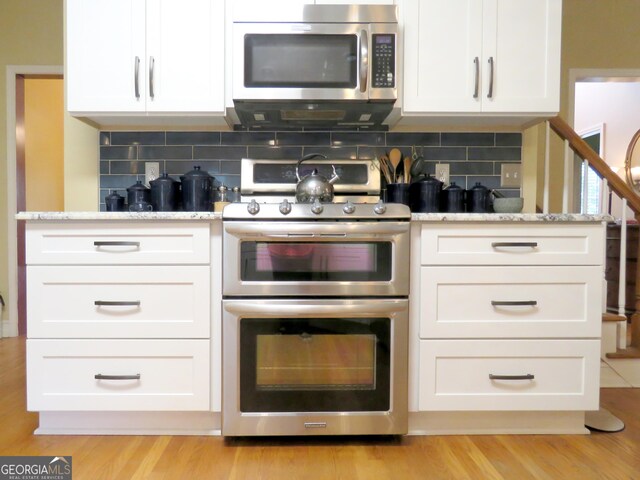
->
(98, 129), (522, 210)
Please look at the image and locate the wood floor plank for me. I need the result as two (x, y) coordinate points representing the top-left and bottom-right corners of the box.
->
(3, 336), (640, 480)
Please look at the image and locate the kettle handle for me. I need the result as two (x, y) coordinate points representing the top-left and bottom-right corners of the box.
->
(296, 153), (328, 181)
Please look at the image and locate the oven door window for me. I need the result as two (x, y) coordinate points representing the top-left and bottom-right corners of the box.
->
(244, 34), (358, 88)
(240, 241), (392, 282)
(240, 317), (390, 412)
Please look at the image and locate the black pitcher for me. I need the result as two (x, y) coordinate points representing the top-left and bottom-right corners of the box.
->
(180, 166), (213, 211)
(150, 172), (179, 211)
(126, 180), (151, 207)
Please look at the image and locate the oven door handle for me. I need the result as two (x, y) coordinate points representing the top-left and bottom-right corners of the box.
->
(224, 222), (409, 237)
(224, 301), (407, 317)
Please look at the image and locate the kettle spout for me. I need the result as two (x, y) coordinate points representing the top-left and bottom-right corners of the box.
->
(329, 165), (340, 184)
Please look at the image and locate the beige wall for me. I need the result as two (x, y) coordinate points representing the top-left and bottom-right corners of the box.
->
(25, 78), (65, 211)
(0, 0), (64, 331)
(539, 0), (640, 212)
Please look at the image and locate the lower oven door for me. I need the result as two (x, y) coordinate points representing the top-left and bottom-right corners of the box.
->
(222, 298), (408, 436)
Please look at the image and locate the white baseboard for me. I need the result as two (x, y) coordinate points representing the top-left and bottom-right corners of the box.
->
(36, 411), (222, 435)
(408, 411), (589, 435)
(0, 318), (18, 338)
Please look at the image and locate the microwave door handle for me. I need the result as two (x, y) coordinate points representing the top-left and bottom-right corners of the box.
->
(360, 29), (368, 93)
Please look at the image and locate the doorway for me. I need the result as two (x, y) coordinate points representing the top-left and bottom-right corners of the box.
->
(569, 69), (640, 215)
(5, 66), (64, 337)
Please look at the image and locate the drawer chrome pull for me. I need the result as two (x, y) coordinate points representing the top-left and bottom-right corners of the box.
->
(95, 373), (141, 380)
(489, 374), (534, 381)
(491, 300), (538, 307)
(491, 242), (538, 248)
(94, 241), (140, 247)
(94, 300), (141, 307)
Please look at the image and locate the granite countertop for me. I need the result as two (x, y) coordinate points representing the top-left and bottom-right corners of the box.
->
(15, 211), (222, 221)
(16, 211), (613, 222)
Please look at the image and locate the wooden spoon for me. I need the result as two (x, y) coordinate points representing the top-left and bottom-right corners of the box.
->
(389, 148), (402, 182)
(404, 156), (411, 183)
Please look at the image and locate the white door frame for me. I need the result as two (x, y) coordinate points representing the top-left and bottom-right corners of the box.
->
(566, 68), (640, 213)
(4, 65), (63, 337)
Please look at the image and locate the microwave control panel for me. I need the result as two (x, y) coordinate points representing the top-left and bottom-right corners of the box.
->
(371, 34), (395, 88)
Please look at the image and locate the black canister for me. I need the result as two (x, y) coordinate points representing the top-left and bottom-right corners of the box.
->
(150, 172), (179, 211)
(441, 182), (465, 213)
(180, 166), (213, 211)
(467, 181), (491, 213)
(126, 180), (151, 207)
(105, 190), (125, 212)
(409, 174), (443, 213)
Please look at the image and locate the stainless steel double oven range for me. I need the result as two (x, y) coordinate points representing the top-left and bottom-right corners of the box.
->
(222, 158), (410, 436)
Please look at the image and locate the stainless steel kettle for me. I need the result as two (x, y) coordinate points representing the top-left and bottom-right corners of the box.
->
(295, 153), (340, 203)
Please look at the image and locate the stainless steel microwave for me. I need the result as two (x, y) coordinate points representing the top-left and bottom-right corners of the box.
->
(231, 4), (399, 128)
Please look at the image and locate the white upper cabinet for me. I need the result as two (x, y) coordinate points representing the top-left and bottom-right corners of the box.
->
(402, 0), (561, 115)
(66, 0), (146, 112)
(66, 0), (224, 115)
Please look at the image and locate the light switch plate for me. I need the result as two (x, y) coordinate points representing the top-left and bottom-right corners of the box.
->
(501, 164), (521, 187)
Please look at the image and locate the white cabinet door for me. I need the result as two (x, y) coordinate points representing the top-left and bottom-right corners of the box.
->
(481, 0), (561, 112)
(67, 0), (224, 114)
(402, 0), (482, 113)
(401, 0), (561, 114)
(146, 0), (225, 112)
(66, 0), (146, 112)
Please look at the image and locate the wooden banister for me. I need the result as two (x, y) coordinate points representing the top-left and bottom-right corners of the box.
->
(548, 116), (640, 215)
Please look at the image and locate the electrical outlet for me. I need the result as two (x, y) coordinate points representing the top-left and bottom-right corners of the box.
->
(145, 162), (160, 187)
(435, 164), (450, 185)
(501, 164), (521, 187)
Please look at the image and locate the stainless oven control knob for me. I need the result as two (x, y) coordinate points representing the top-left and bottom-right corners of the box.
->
(279, 199), (292, 215)
(247, 199), (260, 215)
(343, 201), (356, 214)
(311, 199), (324, 215)
(373, 200), (387, 215)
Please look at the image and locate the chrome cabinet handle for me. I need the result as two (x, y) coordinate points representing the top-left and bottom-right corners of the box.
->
(491, 300), (538, 307)
(491, 242), (538, 248)
(489, 374), (534, 381)
(487, 56), (494, 98)
(360, 29), (368, 93)
(93, 241), (140, 247)
(134, 56), (140, 99)
(473, 57), (479, 98)
(95, 373), (141, 380)
(149, 56), (155, 99)
(94, 300), (141, 307)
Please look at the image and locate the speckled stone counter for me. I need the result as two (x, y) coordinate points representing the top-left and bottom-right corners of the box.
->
(16, 211), (613, 223)
(410, 212), (614, 222)
(16, 212), (222, 221)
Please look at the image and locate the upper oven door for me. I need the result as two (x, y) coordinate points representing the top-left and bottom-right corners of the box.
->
(223, 221), (409, 297)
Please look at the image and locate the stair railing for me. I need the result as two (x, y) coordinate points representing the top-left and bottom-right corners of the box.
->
(546, 116), (640, 356)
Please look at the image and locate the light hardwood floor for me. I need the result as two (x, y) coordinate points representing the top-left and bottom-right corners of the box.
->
(2, 336), (639, 480)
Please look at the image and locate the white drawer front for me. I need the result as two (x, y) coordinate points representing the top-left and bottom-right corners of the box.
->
(420, 223), (604, 266)
(26, 222), (210, 265)
(27, 340), (210, 411)
(418, 340), (600, 411)
(420, 266), (602, 338)
(27, 266), (210, 338)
